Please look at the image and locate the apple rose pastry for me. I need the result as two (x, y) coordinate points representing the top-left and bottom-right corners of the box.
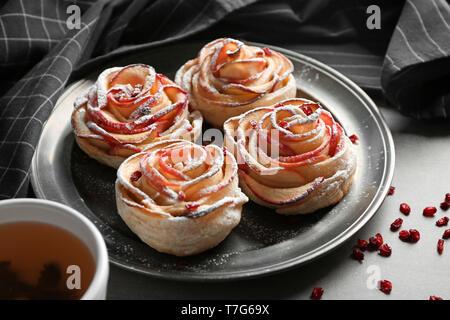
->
(72, 64), (203, 168)
(115, 139), (248, 256)
(175, 38), (296, 127)
(224, 98), (357, 215)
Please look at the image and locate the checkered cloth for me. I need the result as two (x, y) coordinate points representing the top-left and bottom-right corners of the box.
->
(0, 0), (105, 199)
(0, 0), (449, 199)
(381, 0), (450, 119)
(0, 0), (256, 199)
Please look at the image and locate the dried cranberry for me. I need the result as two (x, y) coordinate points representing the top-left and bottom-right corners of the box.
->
(443, 229), (450, 239)
(430, 296), (444, 300)
(368, 233), (383, 250)
(390, 218), (403, 231)
(378, 280), (392, 295)
(376, 232), (384, 243)
(356, 239), (368, 251)
(436, 217), (449, 227)
(437, 239), (445, 254)
(378, 244), (392, 257)
(446, 193), (450, 203)
(399, 203), (411, 215)
(399, 230), (410, 242)
(440, 202), (450, 211)
(409, 229), (420, 243)
(130, 170), (142, 182)
(388, 186), (395, 196)
(438, 239), (444, 255)
(423, 206), (437, 217)
(311, 287), (323, 300)
(351, 249), (364, 262)
(349, 134), (359, 144)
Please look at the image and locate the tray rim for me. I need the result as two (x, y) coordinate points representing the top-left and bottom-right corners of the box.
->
(31, 41), (395, 281)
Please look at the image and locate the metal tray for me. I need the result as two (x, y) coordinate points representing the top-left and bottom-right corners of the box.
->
(31, 41), (394, 281)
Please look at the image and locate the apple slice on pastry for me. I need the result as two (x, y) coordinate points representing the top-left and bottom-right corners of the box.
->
(175, 38), (296, 128)
(224, 98), (357, 215)
(72, 64), (203, 168)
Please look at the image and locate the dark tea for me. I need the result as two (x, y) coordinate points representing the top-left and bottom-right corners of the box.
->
(0, 221), (96, 300)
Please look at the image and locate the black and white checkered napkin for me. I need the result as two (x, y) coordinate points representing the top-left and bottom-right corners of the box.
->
(0, 0), (449, 199)
(0, 0), (105, 199)
(381, 0), (450, 119)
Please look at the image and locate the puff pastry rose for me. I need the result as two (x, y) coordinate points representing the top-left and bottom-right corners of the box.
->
(175, 38), (296, 127)
(224, 98), (357, 215)
(115, 139), (248, 256)
(72, 64), (202, 168)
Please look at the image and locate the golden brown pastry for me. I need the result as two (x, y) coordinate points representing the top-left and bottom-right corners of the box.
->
(72, 64), (202, 168)
(224, 98), (357, 215)
(175, 38), (296, 127)
(115, 139), (248, 256)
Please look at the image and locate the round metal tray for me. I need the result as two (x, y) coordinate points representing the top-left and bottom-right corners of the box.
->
(31, 41), (395, 281)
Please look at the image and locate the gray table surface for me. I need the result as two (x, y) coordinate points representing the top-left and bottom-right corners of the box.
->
(107, 95), (450, 300)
